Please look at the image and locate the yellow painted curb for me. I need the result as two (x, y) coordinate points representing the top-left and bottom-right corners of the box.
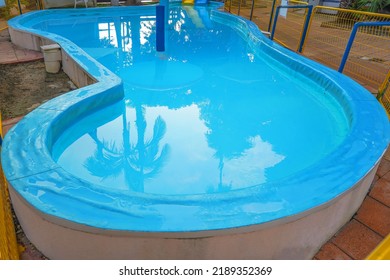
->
(366, 234), (390, 260)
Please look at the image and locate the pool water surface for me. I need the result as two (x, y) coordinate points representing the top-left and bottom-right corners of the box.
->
(36, 5), (351, 195)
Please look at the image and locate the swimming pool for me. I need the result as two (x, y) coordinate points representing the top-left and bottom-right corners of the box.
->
(2, 2), (389, 259)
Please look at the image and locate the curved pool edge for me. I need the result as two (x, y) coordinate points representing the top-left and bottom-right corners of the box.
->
(1, 4), (390, 259)
(8, 159), (380, 259)
(2, 11), (124, 180)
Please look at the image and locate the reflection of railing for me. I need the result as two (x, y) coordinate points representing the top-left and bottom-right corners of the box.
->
(0, 113), (19, 260)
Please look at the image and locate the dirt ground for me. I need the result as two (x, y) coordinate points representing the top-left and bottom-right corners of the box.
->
(0, 60), (75, 120)
(0, 27), (74, 120)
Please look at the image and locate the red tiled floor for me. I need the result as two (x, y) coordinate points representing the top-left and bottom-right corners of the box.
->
(376, 159), (390, 178)
(331, 220), (383, 260)
(383, 148), (390, 162)
(355, 197), (390, 238)
(314, 242), (352, 260)
(370, 178), (390, 208)
(2, 116), (24, 135)
(381, 170), (390, 183)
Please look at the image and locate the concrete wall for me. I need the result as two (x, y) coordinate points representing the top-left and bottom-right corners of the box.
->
(43, 0), (97, 8)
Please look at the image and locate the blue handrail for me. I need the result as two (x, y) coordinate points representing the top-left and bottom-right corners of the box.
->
(268, 0), (278, 33)
(338, 21), (390, 73)
(270, 5), (313, 53)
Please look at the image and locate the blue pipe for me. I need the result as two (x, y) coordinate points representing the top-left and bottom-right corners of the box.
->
(338, 21), (390, 73)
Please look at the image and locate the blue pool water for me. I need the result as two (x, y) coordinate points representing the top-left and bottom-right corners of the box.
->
(2, 3), (389, 232)
(34, 5), (348, 195)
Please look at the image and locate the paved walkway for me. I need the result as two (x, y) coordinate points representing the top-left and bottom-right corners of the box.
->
(0, 29), (42, 64)
(1, 27), (389, 260)
(314, 153), (390, 260)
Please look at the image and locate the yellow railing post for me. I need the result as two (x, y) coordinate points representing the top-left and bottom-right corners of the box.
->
(377, 70), (390, 118)
(0, 113), (19, 260)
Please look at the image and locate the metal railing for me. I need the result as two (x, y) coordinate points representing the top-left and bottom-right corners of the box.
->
(338, 21), (390, 73)
(377, 70), (390, 117)
(270, 4), (313, 52)
(303, 7), (390, 91)
(225, 1), (390, 93)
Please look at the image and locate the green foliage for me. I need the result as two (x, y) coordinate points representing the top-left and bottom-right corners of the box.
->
(1, 0), (30, 19)
(1, 0), (18, 19)
(354, 0), (390, 12)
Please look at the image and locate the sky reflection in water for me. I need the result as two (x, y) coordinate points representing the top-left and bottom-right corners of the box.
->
(49, 6), (349, 195)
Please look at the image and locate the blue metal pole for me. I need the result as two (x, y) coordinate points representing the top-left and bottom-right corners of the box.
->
(338, 21), (390, 73)
(270, 5), (280, 40)
(156, 5), (165, 52)
(268, 0), (277, 33)
(249, 0), (255, 21)
(297, 5), (313, 53)
(17, 0), (23, 14)
(270, 5), (313, 42)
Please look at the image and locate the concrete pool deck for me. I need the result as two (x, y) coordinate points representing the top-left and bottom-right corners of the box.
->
(0, 32), (42, 64)
(1, 31), (389, 260)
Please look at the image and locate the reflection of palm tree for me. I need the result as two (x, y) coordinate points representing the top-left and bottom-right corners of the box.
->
(84, 104), (170, 192)
(217, 155), (232, 193)
(201, 100), (254, 193)
(199, 79), (268, 192)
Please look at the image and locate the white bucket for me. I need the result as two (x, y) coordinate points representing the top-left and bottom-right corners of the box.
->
(41, 44), (62, 73)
